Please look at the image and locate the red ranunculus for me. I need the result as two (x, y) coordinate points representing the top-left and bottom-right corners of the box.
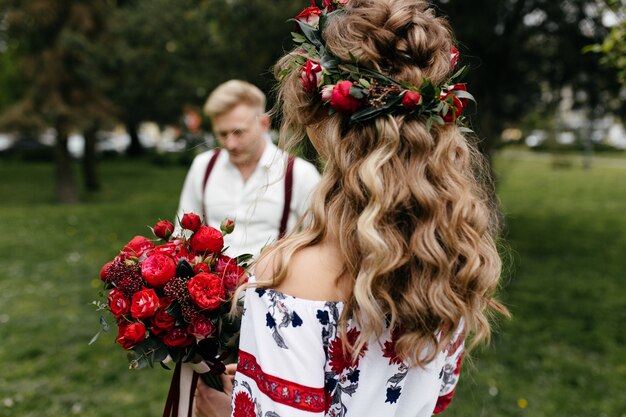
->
(123, 236), (154, 258)
(233, 391), (256, 417)
(450, 45), (460, 69)
(117, 321), (146, 350)
(301, 60), (323, 95)
(181, 213), (202, 232)
(295, 4), (322, 27)
(190, 226), (224, 254)
(163, 327), (194, 347)
(402, 90), (423, 110)
(329, 80), (362, 114)
(141, 253), (177, 287)
(187, 272), (225, 311)
(220, 218), (235, 235)
(151, 299), (176, 336)
(108, 288), (130, 319)
(153, 220), (174, 239)
(130, 288), (160, 319)
(187, 315), (216, 340)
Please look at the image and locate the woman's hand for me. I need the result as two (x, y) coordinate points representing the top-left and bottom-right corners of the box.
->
(194, 364), (237, 417)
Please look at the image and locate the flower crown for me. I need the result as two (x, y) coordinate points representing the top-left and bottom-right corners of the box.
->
(279, 0), (474, 130)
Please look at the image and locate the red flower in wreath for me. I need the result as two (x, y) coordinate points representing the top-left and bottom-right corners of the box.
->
(233, 391), (256, 417)
(328, 327), (367, 374)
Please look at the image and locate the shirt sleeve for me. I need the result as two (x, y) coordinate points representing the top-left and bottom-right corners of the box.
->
(432, 323), (465, 414)
(232, 288), (327, 417)
(291, 158), (321, 219)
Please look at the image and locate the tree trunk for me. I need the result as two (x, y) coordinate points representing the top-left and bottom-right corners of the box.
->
(82, 123), (100, 191)
(54, 120), (79, 204)
(126, 121), (144, 157)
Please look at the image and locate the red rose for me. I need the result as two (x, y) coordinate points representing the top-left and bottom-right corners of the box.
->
(187, 315), (216, 340)
(181, 213), (202, 232)
(402, 90), (423, 110)
(450, 45), (460, 69)
(301, 60), (323, 95)
(108, 288), (130, 319)
(141, 253), (177, 287)
(190, 226), (224, 254)
(215, 256), (247, 293)
(187, 272), (225, 310)
(193, 262), (211, 274)
(220, 218), (235, 235)
(151, 299), (176, 336)
(163, 327), (194, 347)
(153, 241), (179, 257)
(130, 288), (160, 319)
(330, 80), (362, 114)
(233, 391), (256, 417)
(117, 321), (146, 350)
(123, 236), (154, 258)
(153, 220), (174, 239)
(295, 4), (322, 27)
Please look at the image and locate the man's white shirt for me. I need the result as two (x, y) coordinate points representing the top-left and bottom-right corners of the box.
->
(176, 138), (320, 257)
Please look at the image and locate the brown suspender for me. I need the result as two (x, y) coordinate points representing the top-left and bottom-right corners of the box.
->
(201, 148), (295, 238)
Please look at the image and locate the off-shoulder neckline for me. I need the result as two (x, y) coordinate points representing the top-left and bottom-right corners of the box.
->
(249, 276), (345, 306)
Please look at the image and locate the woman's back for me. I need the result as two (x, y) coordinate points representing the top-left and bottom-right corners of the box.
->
(233, 246), (464, 416)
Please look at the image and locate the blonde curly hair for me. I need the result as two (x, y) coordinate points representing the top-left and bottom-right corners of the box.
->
(258, 0), (508, 366)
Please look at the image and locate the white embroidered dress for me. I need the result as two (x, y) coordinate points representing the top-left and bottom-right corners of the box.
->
(231, 281), (464, 417)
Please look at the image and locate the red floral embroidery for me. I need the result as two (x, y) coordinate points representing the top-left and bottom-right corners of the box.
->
(238, 350), (325, 413)
(233, 391), (256, 417)
(328, 327), (367, 374)
(382, 326), (404, 365)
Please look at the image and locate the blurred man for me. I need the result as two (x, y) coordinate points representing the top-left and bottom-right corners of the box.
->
(176, 80), (320, 257)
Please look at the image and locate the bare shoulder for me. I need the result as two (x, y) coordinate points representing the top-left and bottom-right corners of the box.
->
(255, 243), (346, 302)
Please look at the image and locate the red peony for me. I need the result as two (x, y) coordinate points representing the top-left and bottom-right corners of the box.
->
(190, 226), (224, 254)
(130, 288), (160, 319)
(141, 253), (177, 287)
(123, 236), (154, 258)
(295, 3), (322, 27)
(181, 213), (202, 232)
(187, 315), (216, 340)
(151, 300), (177, 336)
(329, 80), (362, 114)
(163, 327), (194, 347)
(402, 90), (423, 110)
(233, 391), (256, 417)
(153, 220), (174, 239)
(108, 288), (130, 319)
(301, 60), (323, 95)
(328, 327), (367, 374)
(117, 321), (146, 350)
(187, 272), (225, 311)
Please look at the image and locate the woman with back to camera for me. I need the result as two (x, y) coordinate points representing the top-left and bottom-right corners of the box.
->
(195, 0), (509, 415)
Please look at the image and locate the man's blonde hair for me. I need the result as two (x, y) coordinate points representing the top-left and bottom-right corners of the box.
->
(203, 80), (266, 119)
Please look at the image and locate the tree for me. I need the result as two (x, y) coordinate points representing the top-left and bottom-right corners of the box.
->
(429, 0), (622, 156)
(585, 1), (626, 87)
(0, 0), (113, 202)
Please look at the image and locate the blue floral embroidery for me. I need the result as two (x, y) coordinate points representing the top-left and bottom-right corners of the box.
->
(347, 369), (360, 383)
(266, 312), (276, 329)
(256, 288), (266, 297)
(316, 309), (330, 325)
(385, 386), (402, 404)
(291, 312), (303, 327)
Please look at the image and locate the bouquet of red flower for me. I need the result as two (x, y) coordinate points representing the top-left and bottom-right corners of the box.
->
(92, 213), (250, 416)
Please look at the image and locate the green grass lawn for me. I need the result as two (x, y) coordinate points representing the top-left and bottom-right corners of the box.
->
(0, 149), (625, 417)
